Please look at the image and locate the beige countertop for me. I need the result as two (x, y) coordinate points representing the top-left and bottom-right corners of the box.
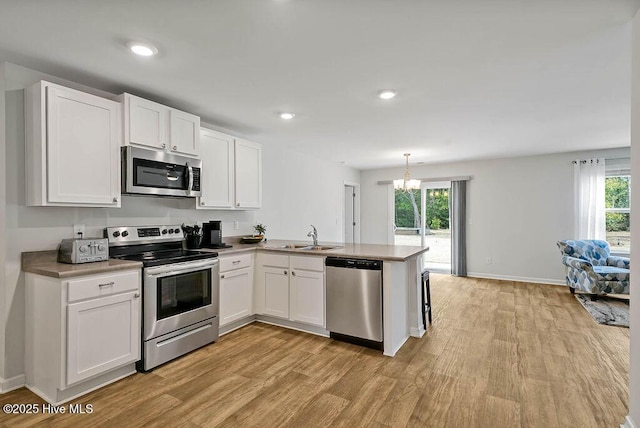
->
(22, 250), (142, 279)
(207, 239), (428, 262)
(22, 238), (427, 278)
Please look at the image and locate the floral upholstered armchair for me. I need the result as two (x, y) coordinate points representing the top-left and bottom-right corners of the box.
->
(557, 240), (630, 295)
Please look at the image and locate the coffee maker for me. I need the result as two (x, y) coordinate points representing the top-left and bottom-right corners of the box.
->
(201, 221), (232, 249)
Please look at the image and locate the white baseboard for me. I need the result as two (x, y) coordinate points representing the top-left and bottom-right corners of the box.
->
(1, 374), (25, 393)
(467, 272), (565, 286)
(622, 415), (637, 428)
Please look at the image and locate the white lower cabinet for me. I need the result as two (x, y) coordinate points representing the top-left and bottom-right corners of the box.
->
(219, 253), (254, 326)
(256, 253), (325, 328)
(67, 291), (140, 385)
(262, 266), (290, 318)
(25, 269), (141, 405)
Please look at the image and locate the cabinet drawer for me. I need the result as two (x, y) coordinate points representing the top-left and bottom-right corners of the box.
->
(259, 253), (289, 268)
(219, 253), (252, 272)
(67, 270), (140, 303)
(291, 255), (324, 272)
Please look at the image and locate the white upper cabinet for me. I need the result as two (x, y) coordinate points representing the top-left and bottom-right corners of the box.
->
(197, 130), (262, 210)
(120, 93), (200, 156)
(128, 96), (166, 150)
(198, 129), (235, 208)
(26, 81), (121, 207)
(234, 138), (262, 209)
(169, 109), (200, 155)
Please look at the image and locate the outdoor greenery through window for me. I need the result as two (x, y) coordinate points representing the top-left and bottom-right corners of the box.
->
(394, 187), (451, 270)
(394, 188), (450, 231)
(605, 175), (630, 253)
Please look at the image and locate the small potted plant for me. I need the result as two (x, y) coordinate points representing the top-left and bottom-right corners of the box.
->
(241, 223), (267, 244)
(253, 223), (266, 239)
(181, 223), (202, 249)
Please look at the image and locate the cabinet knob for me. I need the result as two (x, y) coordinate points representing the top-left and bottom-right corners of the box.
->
(113, 197), (118, 203)
(200, 201), (205, 205)
(291, 271), (296, 276)
(162, 143), (167, 149)
(172, 146), (177, 151)
(221, 274), (225, 279)
(134, 293), (140, 298)
(284, 270), (288, 275)
(236, 203), (240, 207)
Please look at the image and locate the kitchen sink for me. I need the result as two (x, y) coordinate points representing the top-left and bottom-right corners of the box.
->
(302, 245), (341, 251)
(266, 244), (341, 251)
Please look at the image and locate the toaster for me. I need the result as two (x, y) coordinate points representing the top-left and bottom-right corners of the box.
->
(57, 238), (109, 264)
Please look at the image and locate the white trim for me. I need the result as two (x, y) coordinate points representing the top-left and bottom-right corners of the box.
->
(467, 272), (565, 286)
(410, 326), (426, 338)
(343, 181), (361, 244)
(1, 374), (25, 393)
(383, 335), (408, 357)
(622, 415), (637, 428)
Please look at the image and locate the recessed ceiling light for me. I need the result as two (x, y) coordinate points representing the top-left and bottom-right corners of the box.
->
(280, 112), (295, 120)
(127, 41), (158, 57)
(378, 90), (397, 100)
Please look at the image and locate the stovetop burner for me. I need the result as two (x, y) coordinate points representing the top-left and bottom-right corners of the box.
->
(106, 224), (218, 267)
(112, 249), (218, 267)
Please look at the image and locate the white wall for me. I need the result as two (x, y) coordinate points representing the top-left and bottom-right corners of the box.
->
(361, 148), (631, 284)
(1, 61), (359, 380)
(628, 9), (640, 428)
(0, 62), (7, 385)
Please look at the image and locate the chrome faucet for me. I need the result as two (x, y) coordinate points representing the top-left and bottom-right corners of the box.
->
(307, 225), (318, 247)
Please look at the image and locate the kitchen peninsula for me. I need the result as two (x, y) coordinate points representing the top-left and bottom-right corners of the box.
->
(206, 239), (429, 357)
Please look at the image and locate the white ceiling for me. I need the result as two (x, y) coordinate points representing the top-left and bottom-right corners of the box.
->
(0, 0), (638, 169)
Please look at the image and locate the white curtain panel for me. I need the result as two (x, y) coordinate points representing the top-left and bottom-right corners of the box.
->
(573, 158), (605, 239)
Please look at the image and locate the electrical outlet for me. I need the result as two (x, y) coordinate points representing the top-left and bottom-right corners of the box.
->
(233, 221), (239, 230)
(73, 224), (85, 238)
(486, 257), (492, 264)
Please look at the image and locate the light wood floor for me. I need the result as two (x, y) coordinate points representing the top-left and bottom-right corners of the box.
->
(0, 275), (629, 427)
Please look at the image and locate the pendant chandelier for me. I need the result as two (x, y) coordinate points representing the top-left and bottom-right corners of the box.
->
(393, 153), (421, 191)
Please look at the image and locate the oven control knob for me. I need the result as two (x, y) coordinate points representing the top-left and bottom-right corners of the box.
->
(162, 229), (168, 235)
(168, 229), (174, 234)
(113, 231), (120, 238)
(98, 244), (106, 251)
(174, 228), (180, 234)
(79, 245), (88, 253)
(122, 231), (129, 237)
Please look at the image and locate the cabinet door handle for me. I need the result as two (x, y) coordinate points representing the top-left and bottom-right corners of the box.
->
(232, 260), (241, 265)
(134, 293), (140, 298)
(99, 281), (115, 287)
(284, 270), (288, 275)
(291, 271), (296, 276)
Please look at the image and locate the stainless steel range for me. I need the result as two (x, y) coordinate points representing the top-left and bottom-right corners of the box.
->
(106, 225), (219, 371)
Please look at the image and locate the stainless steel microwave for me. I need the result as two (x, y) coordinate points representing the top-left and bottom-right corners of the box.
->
(122, 146), (202, 197)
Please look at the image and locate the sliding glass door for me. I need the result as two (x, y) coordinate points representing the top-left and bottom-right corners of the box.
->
(420, 181), (451, 273)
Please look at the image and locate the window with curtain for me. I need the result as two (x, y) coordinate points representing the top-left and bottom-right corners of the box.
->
(574, 158), (605, 240)
(605, 158), (630, 254)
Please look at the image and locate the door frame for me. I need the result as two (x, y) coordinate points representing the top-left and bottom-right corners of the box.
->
(343, 182), (361, 244)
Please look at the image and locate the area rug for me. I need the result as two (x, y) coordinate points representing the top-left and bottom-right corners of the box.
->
(575, 294), (629, 327)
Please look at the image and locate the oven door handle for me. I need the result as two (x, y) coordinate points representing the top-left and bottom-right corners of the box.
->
(145, 259), (218, 277)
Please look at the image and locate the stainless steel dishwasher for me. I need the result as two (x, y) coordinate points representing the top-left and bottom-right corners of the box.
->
(325, 257), (383, 350)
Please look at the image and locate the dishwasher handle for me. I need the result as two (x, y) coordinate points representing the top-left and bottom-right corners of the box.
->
(325, 257), (382, 270)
